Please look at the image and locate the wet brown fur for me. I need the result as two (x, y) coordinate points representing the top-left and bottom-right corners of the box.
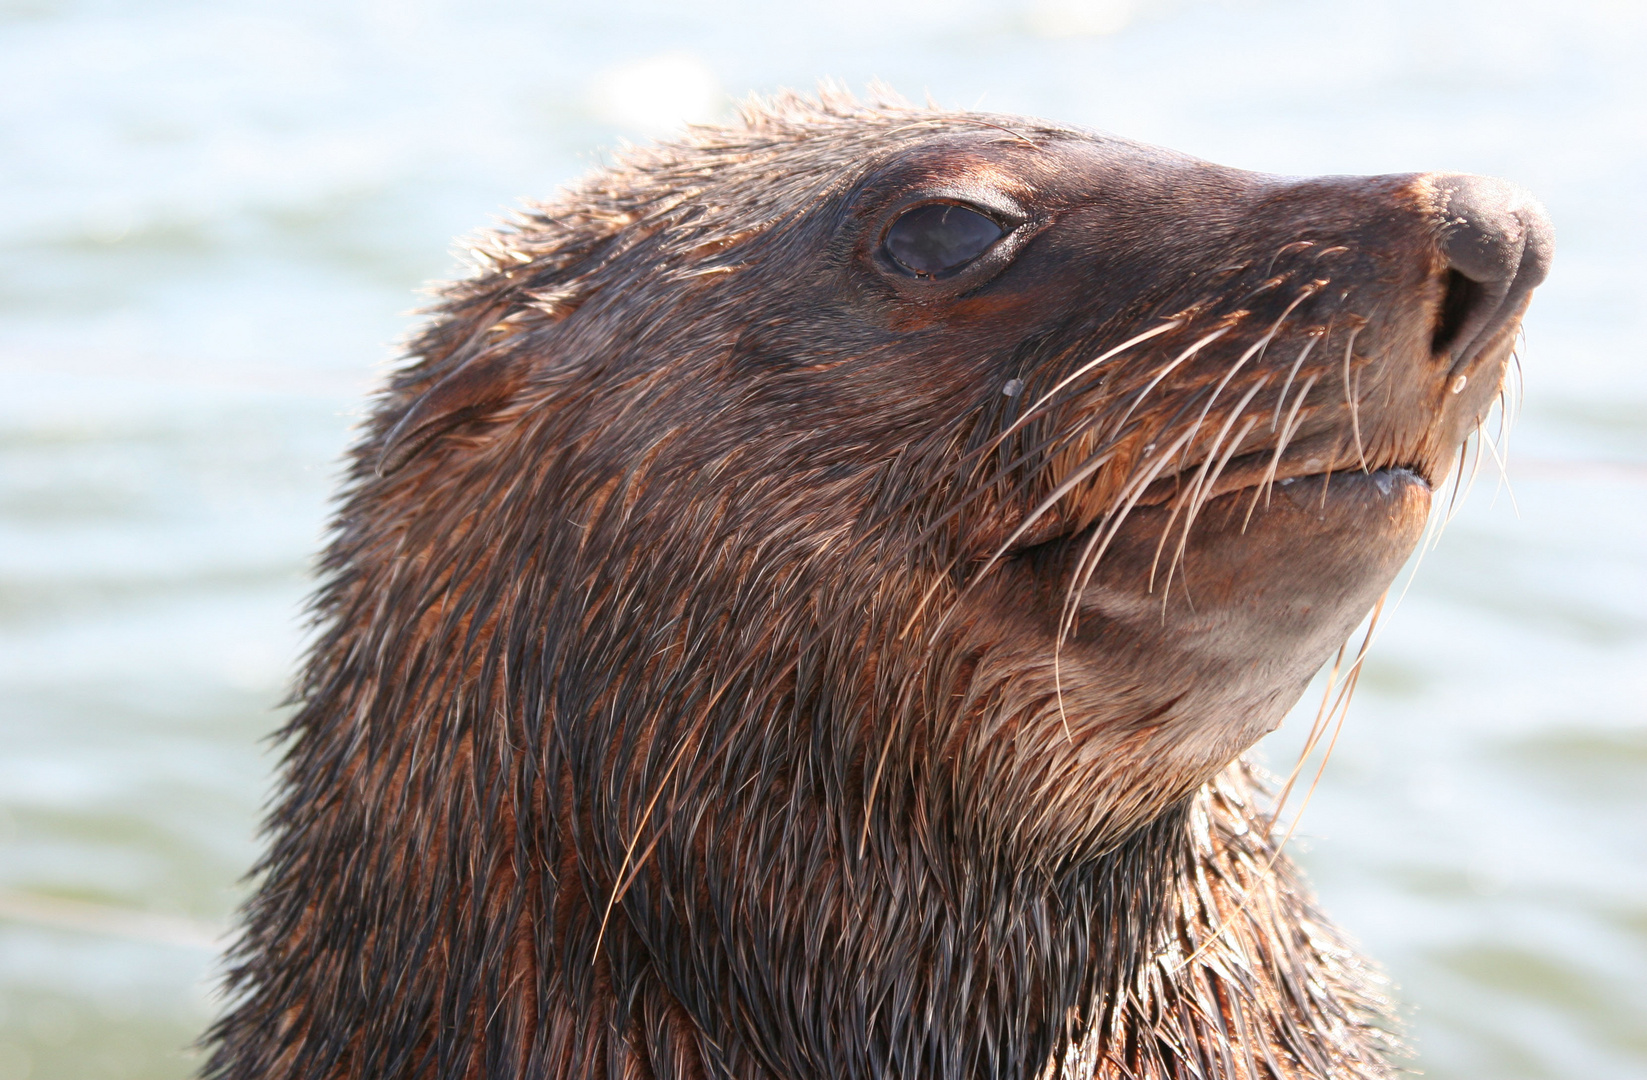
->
(202, 88), (1536, 1080)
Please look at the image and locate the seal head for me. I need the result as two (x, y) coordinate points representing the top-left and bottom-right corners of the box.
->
(205, 92), (1550, 1080)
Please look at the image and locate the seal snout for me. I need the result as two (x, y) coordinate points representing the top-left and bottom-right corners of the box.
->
(1428, 173), (1555, 366)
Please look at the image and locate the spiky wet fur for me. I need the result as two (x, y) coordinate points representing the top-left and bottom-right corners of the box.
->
(203, 90), (1405, 1080)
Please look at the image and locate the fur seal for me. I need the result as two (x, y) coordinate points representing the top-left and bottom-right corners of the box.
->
(202, 89), (1552, 1080)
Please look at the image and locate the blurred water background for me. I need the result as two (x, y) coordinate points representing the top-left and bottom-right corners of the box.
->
(0, 0), (1643, 1077)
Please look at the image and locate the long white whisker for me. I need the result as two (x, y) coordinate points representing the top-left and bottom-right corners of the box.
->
(999, 320), (1183, 444)
(1449, 428), (1486, 526)
(903, 327), (1201, 643)
(1480, 399), (1520, 516)
(928, 327), (1245, 642)
(1056, 429), (1198, 644)
(1270, 332), (1322, 432)
(1179, 292), (1308, 456)
(1147, 393), (1252, 594)
(1341, 327), (1370, 473)
(1050, 430), (1197, 739)
(1429, 438), (1472, 551)
(1107, 326), (1234, 437)
(1158, 384), (1267, 600)
(921, 449), (1121, 644)
(1138, 309), (1302, 564)
(1244, 374), (1317, 529)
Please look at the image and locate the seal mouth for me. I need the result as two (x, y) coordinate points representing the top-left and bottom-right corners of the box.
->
(1266, 463), (1431, 498)
(987, 422), (1444, 588)
(997, 462), (1434, 725)
(1132, 453), (1435, 513)
(995, 458), (1435, 640)
(1001, 444), (1438, 567)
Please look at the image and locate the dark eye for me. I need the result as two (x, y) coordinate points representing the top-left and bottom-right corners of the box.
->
(883, 203), (1005, 277)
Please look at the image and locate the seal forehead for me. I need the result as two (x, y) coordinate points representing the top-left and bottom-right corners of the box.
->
(855, 143), (1045, 205)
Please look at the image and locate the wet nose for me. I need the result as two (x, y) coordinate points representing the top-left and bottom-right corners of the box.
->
(1430, 174), (1554, 365)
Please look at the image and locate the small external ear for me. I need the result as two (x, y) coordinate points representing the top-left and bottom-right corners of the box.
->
(376, 349), (528, 477)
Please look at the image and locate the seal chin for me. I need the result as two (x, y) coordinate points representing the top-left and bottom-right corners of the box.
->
(1007, 467), (1430, 775)
(1098, 467), (1427, 713)
(957, 467), (1431, 853)
(1074, 467), (1430, 670)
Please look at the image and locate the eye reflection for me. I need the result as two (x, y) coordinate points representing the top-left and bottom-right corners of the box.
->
(883, 203), (1004, 277)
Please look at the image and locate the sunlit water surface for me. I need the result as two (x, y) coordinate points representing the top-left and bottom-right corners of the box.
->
(1, 1), (1643, 1077)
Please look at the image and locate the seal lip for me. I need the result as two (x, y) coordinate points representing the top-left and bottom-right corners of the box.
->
(1001, 454), (1436, 567)
(1134, 455), (1436, 514)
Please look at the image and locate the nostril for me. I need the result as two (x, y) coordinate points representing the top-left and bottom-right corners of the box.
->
(1428, 174), (1554, 364)
(1432, 268), (1485, 355)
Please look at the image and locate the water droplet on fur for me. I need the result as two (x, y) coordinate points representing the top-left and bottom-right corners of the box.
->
(1450, 374), (1468, 394)
(1002, 378), (1024, 397)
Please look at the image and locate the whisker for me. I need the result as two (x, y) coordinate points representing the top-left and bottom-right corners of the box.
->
(996, 320), (1184, 447)
(887, 325), (1198, 637)
(1248, 282), (1321, 370)
(1045, 307), (1307, 734)
(1449, 426), (1487, 526)
(1270, 330), (1322, 432)
(1178, 288), (1311, 457)
(1056, 430), (1198, 646)
(1151, 377), (1269, 597)
(911, 449), (1120, 643)
(898, 416), (1120, 575)
(1142, 439), (1213, 590)
(1244, 374), (1317, 530)
(1276, 587), (1394, 829)
(1263, 239), (1316, 279)
(1383, 466), (1451, 622)
(1341, 327), (1370, 473)
(1051, 430), (1197, 738)
(1481, 396), (1520, 516)
(1509, 341), (1526, 422)
(916, 325), (1246, 642)
(1137, 307), (1305, 564)
(1266, 642), (1347, 827)
(1163, 411), (1261, 605)
(1428, 440), (1468, 553)
(1106, 326), (1234, 438)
